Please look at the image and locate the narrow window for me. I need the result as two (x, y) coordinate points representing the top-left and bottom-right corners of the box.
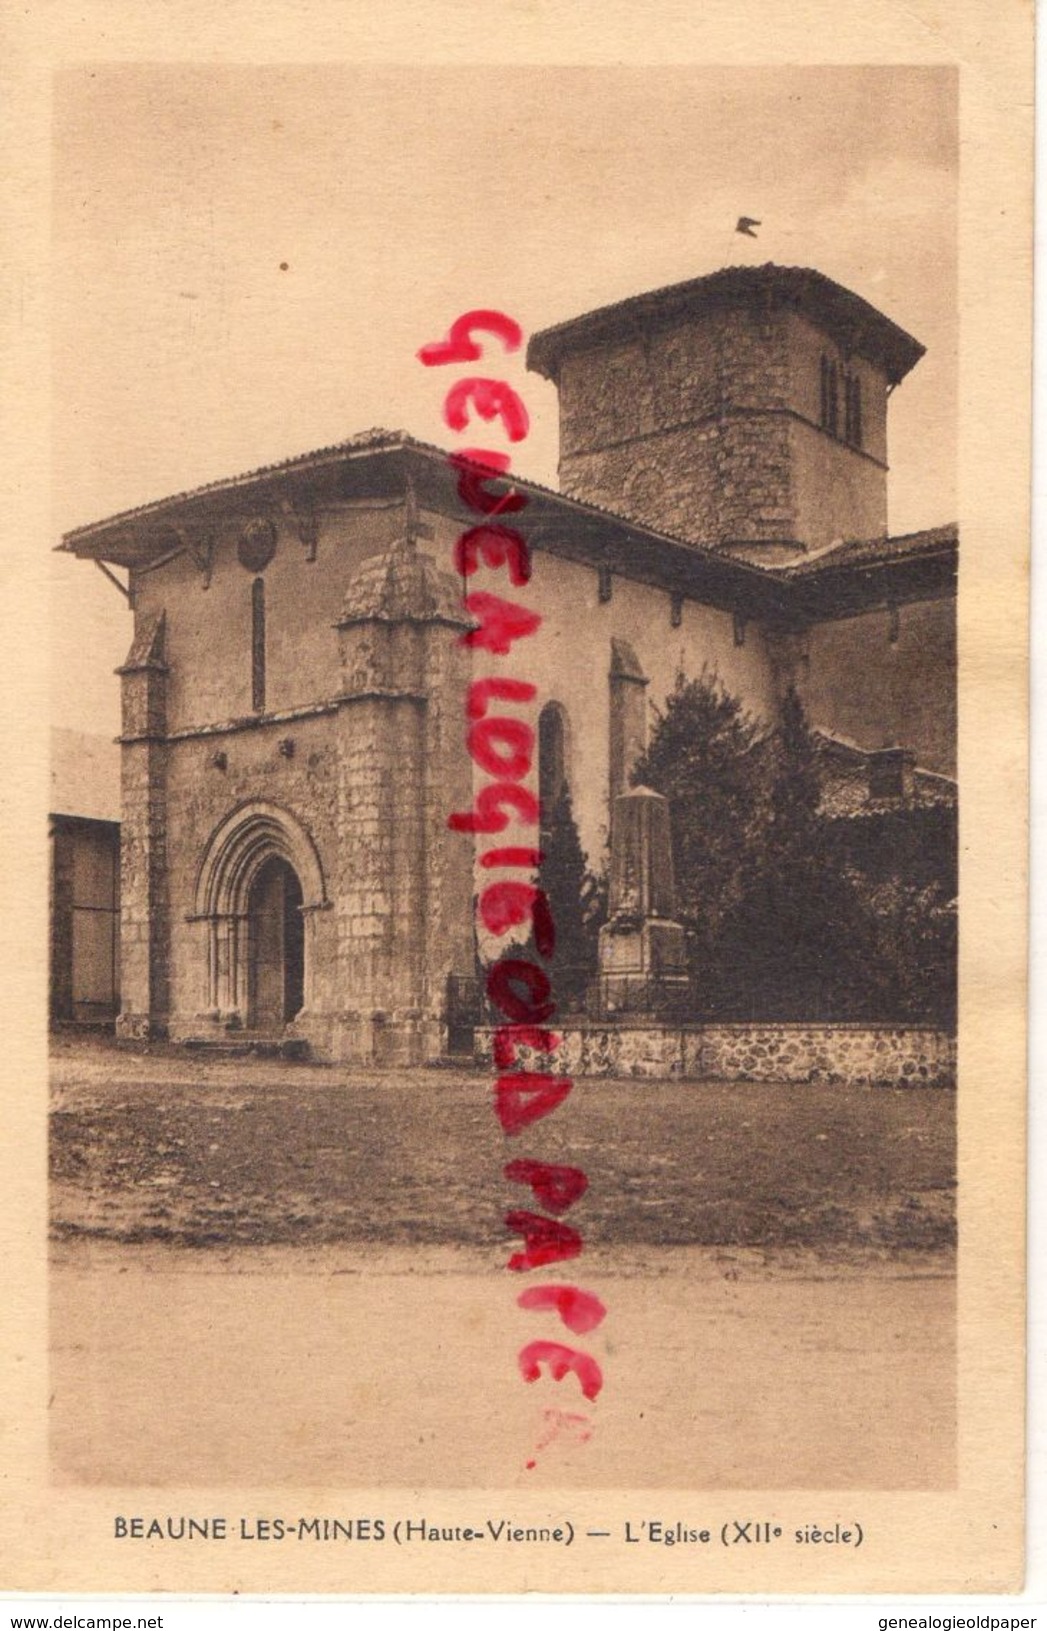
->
(251, 576), (266, 711)
(597, 565), (613, 604)
(670, 591), (683, 629)
(538, 701), (568, 820)
(820, 356), (839, 437)
(841, 372), (863, 447)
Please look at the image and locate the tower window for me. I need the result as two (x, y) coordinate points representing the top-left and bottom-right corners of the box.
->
(821, 357), (864, 447)
(820, 355), (839, 437)
(844, 373), (863, 448)
(597, 564), (613, 603)
(251, 576), (266, 711)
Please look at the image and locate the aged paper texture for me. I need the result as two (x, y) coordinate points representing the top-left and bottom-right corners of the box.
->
(1, 0), (1030, 1598)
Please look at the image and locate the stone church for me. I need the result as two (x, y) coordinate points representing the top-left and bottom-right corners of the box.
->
(61, 264), (957, 1064)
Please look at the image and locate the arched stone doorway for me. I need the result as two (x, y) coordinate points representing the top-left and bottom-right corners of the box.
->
(193, 801), (327, 1027)
(246, 855), (304, 1027)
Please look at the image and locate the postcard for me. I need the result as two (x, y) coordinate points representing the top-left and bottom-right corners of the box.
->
(0, 0), (1031, 1598)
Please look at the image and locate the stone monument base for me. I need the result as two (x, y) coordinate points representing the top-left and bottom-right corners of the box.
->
(598, 916), (687, 976)
(597, 917), (690, 1014)
(596, 783), (690, 1016)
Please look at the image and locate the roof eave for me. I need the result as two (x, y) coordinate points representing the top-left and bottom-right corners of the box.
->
(58, 432), (412, 564)
(56, 435), (955, 625)
(528, 265), (925, 387)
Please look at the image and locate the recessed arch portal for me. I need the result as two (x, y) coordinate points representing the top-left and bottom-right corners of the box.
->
(247, 854), (304, 1026)
(193, 800), (326, 1022)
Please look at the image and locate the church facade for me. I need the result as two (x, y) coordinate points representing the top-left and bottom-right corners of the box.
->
(61, 265), (957, 1064)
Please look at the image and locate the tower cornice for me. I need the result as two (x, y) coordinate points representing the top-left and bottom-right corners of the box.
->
(527, 264), (925, 388)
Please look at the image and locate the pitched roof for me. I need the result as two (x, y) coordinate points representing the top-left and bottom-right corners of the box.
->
(527, 264), (925, 386)
(60, 427), (406, 549)
(57, 430), (780, 601)
(58, 431), (956, 625)
(772, 524), (958, 577)
(813, 731), (957, 819)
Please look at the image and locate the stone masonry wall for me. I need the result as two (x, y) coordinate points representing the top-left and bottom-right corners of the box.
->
(800, 597), (957, 778)
(557, 309), (796, 545)
(475, 1022), (955, 1086)
(692, 1024), (955, 1086)
(162, 712), (341, 1045)
(552, 303), (889, 552)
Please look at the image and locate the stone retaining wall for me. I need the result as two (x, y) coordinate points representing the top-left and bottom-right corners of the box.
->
(474, 1022), (955, 1086)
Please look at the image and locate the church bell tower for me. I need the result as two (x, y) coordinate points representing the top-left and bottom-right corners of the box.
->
(527, 264), (925, 561)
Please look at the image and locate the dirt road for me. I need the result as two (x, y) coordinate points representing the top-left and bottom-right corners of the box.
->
(50, 1039), (955, 1489)
(51, 1239), (954, 1489)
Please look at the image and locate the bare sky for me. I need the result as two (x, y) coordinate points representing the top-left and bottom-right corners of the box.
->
(52, 64), (957, 736)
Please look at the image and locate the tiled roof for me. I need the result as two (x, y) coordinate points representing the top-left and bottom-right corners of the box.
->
(58, 430), (774, 589)
(776, 524), (958, 577)
(527, 263), (925, 386)
(58, 429), (957, 625)
(60, 427), (406, 546)
(813, 731), (957, 819)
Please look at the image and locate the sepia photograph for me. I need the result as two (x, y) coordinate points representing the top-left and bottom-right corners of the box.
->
(48, 61), (959, 1495)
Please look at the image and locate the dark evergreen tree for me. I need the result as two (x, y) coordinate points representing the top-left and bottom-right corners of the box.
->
(721, 686), (877, 1018)
(595, 659), (960, 1024)
(767, 685), (821, 849)
(538, 783), (604, 1009)
(630, 667), (768, 1004)
(635, 675), (955, 1023)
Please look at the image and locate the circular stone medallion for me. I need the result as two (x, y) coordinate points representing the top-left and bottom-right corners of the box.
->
(237, 516), (277, 573)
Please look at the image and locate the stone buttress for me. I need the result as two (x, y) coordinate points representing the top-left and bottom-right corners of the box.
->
(333, 535), (474, 1064)
(115, 610), (170, 1038)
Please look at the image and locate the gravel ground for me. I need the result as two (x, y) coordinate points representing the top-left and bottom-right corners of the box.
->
(49, 1034), (956, 1253)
